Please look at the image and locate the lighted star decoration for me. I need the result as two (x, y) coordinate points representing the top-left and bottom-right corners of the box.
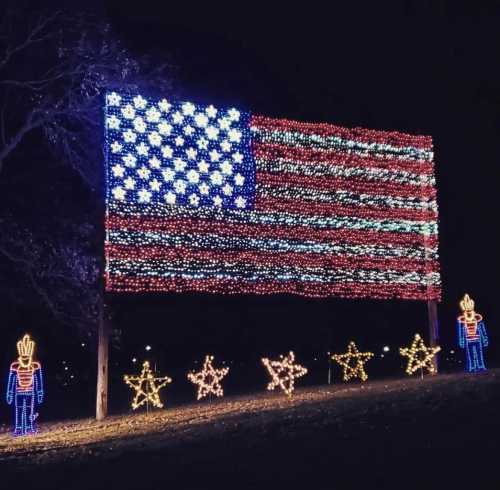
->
(187, 355), (230, 400)
(123, 361), (172, 410)
(331, 341), (374, 382)
(262, 351), (308, 397)
(399, 333), (441, 376)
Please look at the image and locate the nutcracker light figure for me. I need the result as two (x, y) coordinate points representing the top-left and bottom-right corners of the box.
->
(6, 334), (44, 436)
(457, 294), (488, 372)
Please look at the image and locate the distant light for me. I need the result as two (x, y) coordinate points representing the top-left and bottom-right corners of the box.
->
(62, 360), (66, 364)
(81, 343), (86, 347)
(145, 345), (152, 351)
(383, 346), (390, 352)
(313, 357), (318, 361)
(70, 375), (74, 379)
(132, 357), (137, 363)
(450, 350), (455, 354)
(64, 366), (69, 371)
(380, 354), (385, 358)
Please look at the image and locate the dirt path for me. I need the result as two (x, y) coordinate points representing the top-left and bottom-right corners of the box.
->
(1, 371), (499, 489)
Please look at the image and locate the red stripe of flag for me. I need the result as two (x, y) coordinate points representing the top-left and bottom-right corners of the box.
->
(251, 115), (433, 150)
(106, 244), (439, 273)
(106, 274), (441, 300)
(255, 196), (437, 222)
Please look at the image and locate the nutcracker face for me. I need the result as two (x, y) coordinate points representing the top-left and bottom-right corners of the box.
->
(17, 334), (35, 367)
(460, 294), (477, 322)
(19, 354), (33, 368)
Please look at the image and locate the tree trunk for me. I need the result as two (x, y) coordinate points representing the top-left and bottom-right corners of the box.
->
(427, 299), (439, 373)
(96, 306), (109, 420)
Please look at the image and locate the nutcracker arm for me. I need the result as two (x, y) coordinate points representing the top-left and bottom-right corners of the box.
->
(34, 365), (44, 403)
(457, 320), (465, 348)
(6, 369), (16, 404)
(479, 321), (489, 347)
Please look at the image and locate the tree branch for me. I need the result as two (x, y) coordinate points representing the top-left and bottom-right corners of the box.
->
(0, 11), (60, 71)
(0, 110), (44, 173)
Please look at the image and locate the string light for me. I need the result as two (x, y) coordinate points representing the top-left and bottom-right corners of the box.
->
(261, 351), (307, 397)
(104, 91), (440, 301)
(123, 361), (172, 410)
(331, 341), (373, 382)
(187, 355), (229, 400)
(6, 334), (44, 436)
(457, 293), (488, 372)
(399, 333), (441, 376)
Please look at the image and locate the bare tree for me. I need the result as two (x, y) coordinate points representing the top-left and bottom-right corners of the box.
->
(0, 7), (175, 419)
(0, 8), (173, 186)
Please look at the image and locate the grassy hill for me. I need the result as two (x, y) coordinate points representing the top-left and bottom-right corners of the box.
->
(1, 370), (500, 489)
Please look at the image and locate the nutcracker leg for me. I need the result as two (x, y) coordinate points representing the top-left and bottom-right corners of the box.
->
(14, 395), (23, 435)
(27, 394), (35, 433)
(472, 342), (486, 371)
(465, 343), (474, 372)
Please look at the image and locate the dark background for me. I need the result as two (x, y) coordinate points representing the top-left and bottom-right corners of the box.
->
(1, 1), (499, 421)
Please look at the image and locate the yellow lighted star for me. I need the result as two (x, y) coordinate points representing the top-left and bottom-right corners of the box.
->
(124, 361), (172, 410)
(400, 333), (441, 375)
(188, 355), (229, 400)
(262, 351), (308, 397)
(331, 341), (374, 382)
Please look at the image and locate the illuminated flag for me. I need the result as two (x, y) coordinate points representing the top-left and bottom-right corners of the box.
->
(104, 91), (440, 300)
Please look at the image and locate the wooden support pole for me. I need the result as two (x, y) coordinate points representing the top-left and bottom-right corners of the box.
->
(96, 303), (109, 420)
(427, 299), (439, 373)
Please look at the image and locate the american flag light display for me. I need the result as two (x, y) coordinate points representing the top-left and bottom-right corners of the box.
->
(104, 91), (440, 300)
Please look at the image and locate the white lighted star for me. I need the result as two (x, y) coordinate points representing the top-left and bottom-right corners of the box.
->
(205, 125), (219, 140)
(148, 132), (162, 147)
(124, 177), (135, 189)
(205, 105), (217, 118)
(158, 99), (172, 112)
(165, 191), (176, 204)
(235, 196), (246, 208)
(172, 111), (184, 124)
(262, 351), (307, 397)
(138, 188), (152, 203)
(162, 145), (174, 158)
(107, 115), (121, 129)
(133, 95), (147, 109)
(111, 141), (123, 153)
(187, 355), (229, 401)
(112, 164), (125, 177)
(133, 117), (146, 133)
(146, 107), (161, 123)
(121, 104), (135, 119)
(182, 102), (196, 116)
(123, 130), (137, 143)
(158, 121), (173, 136)
(107, 92), (121, 106)
(136, 142), (149, 156)
(122, 154), (137, 167)
(234, 173), (245, 186)
(112, 186), (126, 200)
(227, 108), (240, 121)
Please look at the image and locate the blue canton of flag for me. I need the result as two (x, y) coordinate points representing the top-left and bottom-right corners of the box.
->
(105, 92), (256, 210)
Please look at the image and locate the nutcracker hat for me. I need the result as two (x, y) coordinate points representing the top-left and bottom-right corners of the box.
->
(17, 334), (35, 357)
(459, 293), (475, 312)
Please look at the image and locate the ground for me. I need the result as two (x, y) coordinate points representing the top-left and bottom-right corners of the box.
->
(1, 370), (499, 489)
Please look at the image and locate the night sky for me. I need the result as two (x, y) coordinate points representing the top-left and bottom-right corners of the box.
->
(1, 2), (499, 417)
